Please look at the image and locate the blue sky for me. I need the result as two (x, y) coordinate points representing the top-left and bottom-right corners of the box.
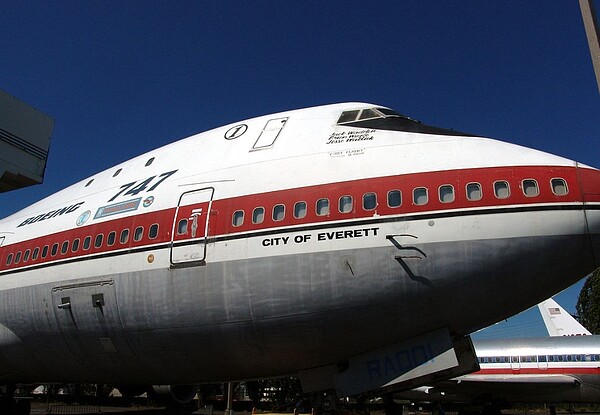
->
(1, 1), (598, 336)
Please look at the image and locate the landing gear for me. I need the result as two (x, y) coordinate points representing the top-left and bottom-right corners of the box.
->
(383, 395), (403, 415)
(0, 385), (31, 415)
(15, 399), (31, 415)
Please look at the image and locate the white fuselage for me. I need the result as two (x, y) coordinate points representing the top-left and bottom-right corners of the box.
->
(0, 103), (599, 388)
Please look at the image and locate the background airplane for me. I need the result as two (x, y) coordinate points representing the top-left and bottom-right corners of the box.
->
(394, 299), (599, 412)
(538, 298), (591, 337)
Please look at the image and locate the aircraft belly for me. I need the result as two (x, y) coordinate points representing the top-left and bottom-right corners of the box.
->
(0, 209), (594, 384)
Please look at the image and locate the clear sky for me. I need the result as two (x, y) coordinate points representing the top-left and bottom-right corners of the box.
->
(1, 1), (598, 337)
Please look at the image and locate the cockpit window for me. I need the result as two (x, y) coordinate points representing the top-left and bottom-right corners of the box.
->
(338, 108), (384, 124)
(337, 110), (360, 124)
(358, 108), (381, 120)
(336, 106), (472, 137)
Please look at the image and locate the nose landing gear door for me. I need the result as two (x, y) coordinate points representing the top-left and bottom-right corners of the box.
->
(170, 187), (214, 267)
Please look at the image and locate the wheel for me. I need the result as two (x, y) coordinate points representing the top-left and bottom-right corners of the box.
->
(0, 396), (16, 414)
(15, 399), (31, 415)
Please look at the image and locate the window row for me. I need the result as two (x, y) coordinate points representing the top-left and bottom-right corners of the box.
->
(231, 178), (570, 227)
(478, 353), (600, 364)
(5, 224), (159, 266)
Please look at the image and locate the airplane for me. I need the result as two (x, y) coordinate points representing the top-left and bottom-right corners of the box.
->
(538, 298), (591, 337)
(0, 102), (599, 414)
(391, 300), (598, 412)
(395, 335), (600, 410)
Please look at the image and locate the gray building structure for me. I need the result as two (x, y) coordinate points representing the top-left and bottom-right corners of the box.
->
(0, 89), (54, 193)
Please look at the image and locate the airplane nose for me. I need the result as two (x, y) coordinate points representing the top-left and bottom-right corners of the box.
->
(578, 165), (600, 268)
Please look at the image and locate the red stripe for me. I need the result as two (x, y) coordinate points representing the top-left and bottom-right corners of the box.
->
(0, 165), (583, 272)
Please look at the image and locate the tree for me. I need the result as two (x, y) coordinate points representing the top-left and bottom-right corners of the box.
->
(576, 268), (600, 334)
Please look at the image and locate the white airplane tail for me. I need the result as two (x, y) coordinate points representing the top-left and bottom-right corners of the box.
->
(538, 298), (591, 336)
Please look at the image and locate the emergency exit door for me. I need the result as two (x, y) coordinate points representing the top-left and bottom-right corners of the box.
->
(170, 187), (214, 266)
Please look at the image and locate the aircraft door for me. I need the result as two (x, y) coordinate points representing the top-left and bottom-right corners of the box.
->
(510, 355), (520, 371)
(51, 278), (138, 374)
(538, 355), (548, 370)
(170, 187), (214, 266)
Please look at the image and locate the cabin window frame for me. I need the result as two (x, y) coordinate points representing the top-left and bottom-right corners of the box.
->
(413, 187), (428, 206)
(466, 182), (483, 201)
(252, 207), (265, 224)
(551, 178), (569, 196)
(387, 190), (402, 208)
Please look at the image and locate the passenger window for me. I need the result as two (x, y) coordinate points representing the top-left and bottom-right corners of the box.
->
(387, 190), (402, 208)
(316, 198), (330, 216)
(107, 231), (117, 246)
(61, 241), (69, 254)
(51, 243), (59, 256)
(294, 201), (307, 219)
(494, 181), (510, 199)
(177, 219), (188, 235)
(134, 227), (143, 242)
(273, 204), (285, 221)
(439, 185), (455, 203)
(149, 224), (159, 239)
(363, 192), (377, 210)
(120, 229), (130, 244)
(23, 249), (30, 262)
(32, 247), (39, 260)
(83, 237), (91, 250)
(15, 251), (22, 264)
(522, 179), (539, 197)
(466, 182), (482, 201)
(413, 187), (428, 205)
(94, 234), (104, 248)
(72, 238), (80, 252)
(551, 178), (568, 196)
(5, 253), (13, 266)
(233, 210), (244, 227)
(252, 207), (265, 224)
(42, 245), (49, 258)
(339, 196), (353, 213)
